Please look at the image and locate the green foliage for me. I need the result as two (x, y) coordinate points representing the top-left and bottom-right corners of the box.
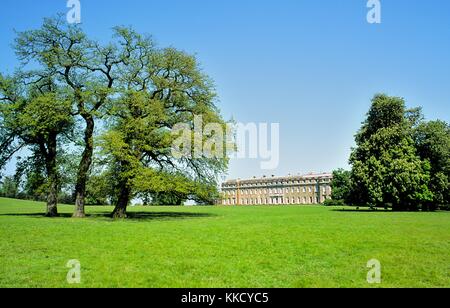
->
(0, 177), (19, 198)
(349, 94), (433, 211)
(11, 149), (80, 204)
(0, 73), (74, 216)
(145, 192), (187, 206)
(330, 169), (351, 203)
(323, 198), (346, 207)
(1, 17), (230, 216)
(0, 77), (73, 148)
(85, 173), (113, 206)
(414, 120), (450, 208)
(11, 17), (142, 216)
(14, 153), (48, 202)
(99, 38), (229, 215)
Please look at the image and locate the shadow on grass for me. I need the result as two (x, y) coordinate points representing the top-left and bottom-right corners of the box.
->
(125, 211), (215, 221)
(331, 208), (392, 213)
(0, 211), (216, 221)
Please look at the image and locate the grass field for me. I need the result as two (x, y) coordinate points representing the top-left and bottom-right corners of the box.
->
(0, 197), (449, 288)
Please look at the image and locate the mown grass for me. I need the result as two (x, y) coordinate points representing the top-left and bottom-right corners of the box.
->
(0, 198), (449, 288)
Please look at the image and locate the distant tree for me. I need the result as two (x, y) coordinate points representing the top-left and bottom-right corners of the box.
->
(189, 182), (221, 205)
(14, 153), (48, 201)
(13, 149), (79, 204)
(138, 180), (219, 206)
(349, 94), (433, 211)
(85, 173), (112, 206)
(413, 120), (450, 209)
(147, 192), (187, 206)
(330, 169), (352, 204)
(0, 176), (19, 199)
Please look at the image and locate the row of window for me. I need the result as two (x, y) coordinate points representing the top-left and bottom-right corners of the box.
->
(223, 186), (331, 196)
(223, 179), (331, 189)
(223, 196), (331, 205)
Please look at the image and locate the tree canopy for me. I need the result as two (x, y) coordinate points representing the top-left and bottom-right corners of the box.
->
(0, 74), (73, 216)
(334, 94), (449, 211)
(414, 120), (450, 208)
(0, 16), (230, 218)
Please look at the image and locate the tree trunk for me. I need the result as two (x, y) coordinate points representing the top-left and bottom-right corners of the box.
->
(46, 174), (58, 217)
(45, 136), (59, 217)
(73, 116), (95, 218)
(112, 183), (131, 219)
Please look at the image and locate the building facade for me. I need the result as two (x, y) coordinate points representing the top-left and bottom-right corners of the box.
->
(221, 173), (333, 205)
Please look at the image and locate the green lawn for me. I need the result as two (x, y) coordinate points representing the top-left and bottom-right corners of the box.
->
(0, 198), (449, 288)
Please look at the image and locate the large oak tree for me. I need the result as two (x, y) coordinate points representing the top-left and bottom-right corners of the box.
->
(0, 75), (73, 216)
(14, 17), (142, 217)
(100, 32), (229, 218)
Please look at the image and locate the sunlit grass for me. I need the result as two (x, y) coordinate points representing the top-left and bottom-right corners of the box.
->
(0, 198), (448, 288)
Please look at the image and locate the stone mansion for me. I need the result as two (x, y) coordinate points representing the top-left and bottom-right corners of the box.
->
(221, 173), (333, 205)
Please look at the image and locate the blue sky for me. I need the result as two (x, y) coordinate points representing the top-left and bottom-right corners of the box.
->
(1, 0), (449, 180)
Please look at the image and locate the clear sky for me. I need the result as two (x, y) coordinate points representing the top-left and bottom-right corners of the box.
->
(1, 0), (449, 181)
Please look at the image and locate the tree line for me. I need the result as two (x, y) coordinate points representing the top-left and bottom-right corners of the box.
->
(0, 17), (229, 218)
(330, 94), (450, 211)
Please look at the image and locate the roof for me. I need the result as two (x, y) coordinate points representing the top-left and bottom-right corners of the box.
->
(222, 173), (333, 185)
